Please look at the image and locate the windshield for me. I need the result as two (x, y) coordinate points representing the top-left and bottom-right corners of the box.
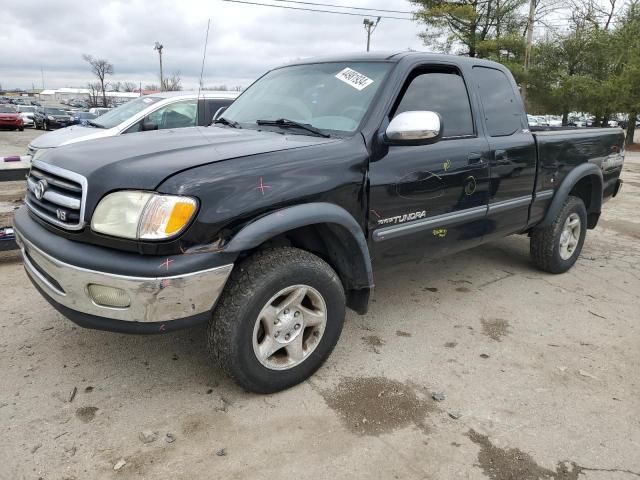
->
(91, 96), (161, 128)
(222, 62), (391, 134)
(19, 106), (35, 113)
(0, 106), (17, 113)
(45, 108), (67, 115)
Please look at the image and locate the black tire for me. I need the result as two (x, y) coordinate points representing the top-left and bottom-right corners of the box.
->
(208, 247), (346, 393)
(43, 120), (48, 131)
(530, 195), (587, 273)
(18, 127), (24, 132)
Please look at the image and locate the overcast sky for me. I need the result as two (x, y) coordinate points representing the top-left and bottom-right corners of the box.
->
(0, 0), (427, 90)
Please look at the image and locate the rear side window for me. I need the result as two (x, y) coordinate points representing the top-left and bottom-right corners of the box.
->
(393, 70), (474, 138)
(472, 66), (521, 137)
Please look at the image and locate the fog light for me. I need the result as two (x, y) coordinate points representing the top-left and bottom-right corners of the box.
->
(87, 284), (131, 308)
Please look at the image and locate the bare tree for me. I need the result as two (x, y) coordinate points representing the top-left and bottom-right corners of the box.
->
(82, 54), (114, 107)
(144, 84), (160, 91)
(86, 82), (101, 108)
(232, 85), (243, 92)
(123, 81), (138, 92)
(161, 71), (182, 91)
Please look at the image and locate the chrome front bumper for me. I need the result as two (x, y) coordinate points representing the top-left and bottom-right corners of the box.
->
(15, 232), (233, 323)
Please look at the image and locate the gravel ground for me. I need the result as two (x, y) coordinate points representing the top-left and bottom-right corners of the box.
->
(0, 127), (42, 158)
(0, 154), (639, 480)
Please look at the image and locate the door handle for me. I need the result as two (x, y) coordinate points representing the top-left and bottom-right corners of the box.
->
(495, 149), (507, 161)
(468, 153), (483, 165)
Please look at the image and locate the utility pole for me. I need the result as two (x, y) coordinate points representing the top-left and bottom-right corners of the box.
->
(40, 66), (45, 90)
(521, 0), (536, 106)
(154, 41), (164, 91)
(363, 17), (381, 52)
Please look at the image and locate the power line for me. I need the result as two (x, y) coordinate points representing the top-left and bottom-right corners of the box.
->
(220, 0), (414, 20)
(271, 0), (415, 15)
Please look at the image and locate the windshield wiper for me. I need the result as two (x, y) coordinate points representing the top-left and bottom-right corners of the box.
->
(213, 116), (241, 129)
(256, 118), (330, 138)
(87, 120), (106, 128)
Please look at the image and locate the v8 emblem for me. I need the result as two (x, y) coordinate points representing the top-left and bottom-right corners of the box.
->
(56, 209), (67, 221)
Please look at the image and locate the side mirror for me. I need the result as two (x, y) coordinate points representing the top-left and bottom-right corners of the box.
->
(141, 119), (158, 131)
(384, 111), (443, 146)
(212, 106), (227, 122)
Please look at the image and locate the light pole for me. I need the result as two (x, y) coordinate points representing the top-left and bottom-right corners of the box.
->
(363, 17), (381, 52)
(154, 41), (164, 91)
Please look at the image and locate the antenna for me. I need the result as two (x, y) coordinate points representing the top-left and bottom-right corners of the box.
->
(197, 19), (211, 102)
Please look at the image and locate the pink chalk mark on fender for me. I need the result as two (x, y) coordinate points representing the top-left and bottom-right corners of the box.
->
(159, 324), (167, 332)
(159, 258), (174, 271)
(160, 279), (170, 289)
(255, 177), (272, 195)
(370, 209), (382, 219)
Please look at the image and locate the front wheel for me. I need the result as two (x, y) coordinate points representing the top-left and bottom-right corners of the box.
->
(530, 195), (587, 273)
(208, 247), (346, 393)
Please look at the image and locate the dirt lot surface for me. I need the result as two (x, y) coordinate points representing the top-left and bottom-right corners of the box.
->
(0, 128), (41, 158)
(1, 154), (639, 480)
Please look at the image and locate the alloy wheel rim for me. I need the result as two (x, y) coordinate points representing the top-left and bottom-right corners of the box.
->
(252, 284), (327, 371)
(559, 213), (581, 260)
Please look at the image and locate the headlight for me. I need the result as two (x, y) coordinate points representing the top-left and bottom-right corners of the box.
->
(31, 148), (46, 161)
(91, 191), (198, 240)
(47, 115), (55, 120)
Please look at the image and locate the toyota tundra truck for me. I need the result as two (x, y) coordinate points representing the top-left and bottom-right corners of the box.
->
(13, 52), (624, 393)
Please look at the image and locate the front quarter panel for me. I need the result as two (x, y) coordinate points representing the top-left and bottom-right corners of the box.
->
(156, 135), (369, 251)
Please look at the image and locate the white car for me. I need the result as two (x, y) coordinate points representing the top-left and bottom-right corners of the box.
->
(28, 90), (239, 159)
(17, 105), (36, 127)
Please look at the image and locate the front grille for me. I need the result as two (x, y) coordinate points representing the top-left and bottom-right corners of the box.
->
(25, 160), (87, 230)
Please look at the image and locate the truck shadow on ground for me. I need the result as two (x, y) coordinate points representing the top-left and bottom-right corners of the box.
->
(44, 234), (539, 395)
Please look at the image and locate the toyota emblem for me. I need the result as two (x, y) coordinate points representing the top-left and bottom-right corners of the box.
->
(34, 179), (48, 200)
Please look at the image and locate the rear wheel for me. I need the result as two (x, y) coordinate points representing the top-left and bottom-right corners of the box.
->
(208, 247), (346, 393)
(530, 195), (587, 273)
(43, 120), (48, 131)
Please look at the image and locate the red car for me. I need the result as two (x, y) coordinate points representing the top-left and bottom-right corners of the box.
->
(0, 105), (24, 131)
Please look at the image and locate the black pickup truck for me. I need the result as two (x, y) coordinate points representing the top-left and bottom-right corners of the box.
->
(13, 52), (624, 393)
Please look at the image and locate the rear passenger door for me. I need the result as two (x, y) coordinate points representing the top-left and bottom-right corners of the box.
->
(369, 66), (491, 266)
(471, 66), (537, 237)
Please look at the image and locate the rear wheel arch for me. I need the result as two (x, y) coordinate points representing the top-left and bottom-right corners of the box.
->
(223, 203), (373, 314)
(540, 164), (603, 230)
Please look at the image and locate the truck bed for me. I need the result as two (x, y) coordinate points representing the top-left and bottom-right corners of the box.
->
(532, 127), (625, 198)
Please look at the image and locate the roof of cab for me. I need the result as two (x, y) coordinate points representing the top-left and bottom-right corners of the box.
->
(282, 51), (505, 70)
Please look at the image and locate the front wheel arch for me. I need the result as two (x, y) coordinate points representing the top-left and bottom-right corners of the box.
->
(222, 203), (373, 314)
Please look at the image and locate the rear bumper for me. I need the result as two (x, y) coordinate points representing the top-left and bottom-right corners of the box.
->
(13, 206), (234, 333)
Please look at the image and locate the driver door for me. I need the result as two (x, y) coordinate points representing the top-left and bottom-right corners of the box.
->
(368, 66), (491, 266)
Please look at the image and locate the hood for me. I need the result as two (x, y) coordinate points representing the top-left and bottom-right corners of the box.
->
(30, 125), (115, 148)
(0, 113), (20, 119)
(38, 126), (338, 209)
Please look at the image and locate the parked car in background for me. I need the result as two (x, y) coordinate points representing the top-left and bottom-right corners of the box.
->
(17, 105), (36, 127)
(0, 105), (24, 131)
(70, 111), (99, 126)
(33, 107), (74, 130)
(28, 90), (239, 158)
(527, 114), (539, 127)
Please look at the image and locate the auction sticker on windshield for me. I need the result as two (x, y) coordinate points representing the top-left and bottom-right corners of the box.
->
(335, 68), (374, 91)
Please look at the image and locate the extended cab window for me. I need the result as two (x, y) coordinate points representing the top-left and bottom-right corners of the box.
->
(393, 70), (474, 138)
(472, 66), (521, 136)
